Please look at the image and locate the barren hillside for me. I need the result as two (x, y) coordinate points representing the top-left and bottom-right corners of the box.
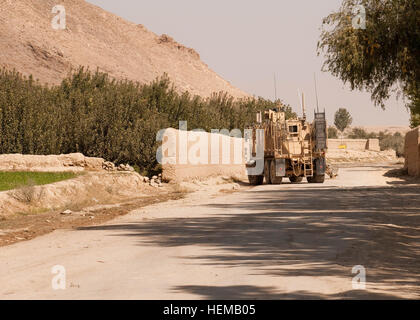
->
(0, 0), (247, 98)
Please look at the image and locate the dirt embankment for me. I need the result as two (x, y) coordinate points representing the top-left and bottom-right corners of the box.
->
(0, 153), (104, 172)
(0, 171), (148, 216)
(0, 173), (246, 247)
(0, 153), (154, 243)
(0, 0), (247, 98)
(0, 152), (247, 246)
(0, 173), (192, 247)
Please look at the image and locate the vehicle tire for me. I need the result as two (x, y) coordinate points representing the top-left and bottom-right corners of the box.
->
(264, 159), (272, 184)
(307, 174), (325, 183)
(289, 175), (303, 183)
(248, 175), (264, 185)
(270, 160), (283, 184)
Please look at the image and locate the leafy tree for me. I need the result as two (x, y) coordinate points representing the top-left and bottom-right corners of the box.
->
(328, 126), (339, 139)
(334, 108), (353, 134)
(318, 0), (420, 127)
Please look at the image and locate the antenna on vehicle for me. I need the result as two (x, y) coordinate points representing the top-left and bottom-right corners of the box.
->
(274, 73), (277, 101)
(297, 89), (301, 108)
(301, 92), (306, 120)
(297, 88), (302, 115)
(314, 72), (320, 113)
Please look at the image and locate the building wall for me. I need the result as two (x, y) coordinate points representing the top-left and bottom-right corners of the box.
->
(366, 139), (380, 151)
(328, 139), (380, 151)
(404, 127), (420, 176)
(328, 139), (366, 151)
(160, 128), (246, 182)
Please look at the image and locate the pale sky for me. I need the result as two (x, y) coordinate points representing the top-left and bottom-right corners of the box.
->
(87, 0), (410, 126)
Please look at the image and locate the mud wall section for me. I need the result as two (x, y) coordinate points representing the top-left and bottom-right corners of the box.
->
(404, 127), (420, 176)
(160, 129), (246, 182)
(328, 139), (380, 151)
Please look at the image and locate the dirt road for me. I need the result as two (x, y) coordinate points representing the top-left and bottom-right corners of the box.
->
(1, 164), (419, 299)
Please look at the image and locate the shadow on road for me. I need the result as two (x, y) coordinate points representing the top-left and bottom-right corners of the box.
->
(80, 184), (420, 299)
(384, 167), (420, 185)
(171, 285), (403, 300)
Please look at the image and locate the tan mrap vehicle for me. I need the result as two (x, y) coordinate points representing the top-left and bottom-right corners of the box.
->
(246, 108), (328, 185)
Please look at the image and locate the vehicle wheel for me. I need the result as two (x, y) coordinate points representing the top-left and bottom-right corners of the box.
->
(270, 160), (283, 184)
(248, 175), (264, 185)
(264, 160), (272, 184)
(289, 175), (303, 183)
(307, 174), (325, 183)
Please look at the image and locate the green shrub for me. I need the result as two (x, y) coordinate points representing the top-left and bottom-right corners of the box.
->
(378, 131), (405, 157)
(0, 172), (77, 192)
(0, 67), (296, 174)
(327, 127), (338, 139)
(347, 127), (377, 139)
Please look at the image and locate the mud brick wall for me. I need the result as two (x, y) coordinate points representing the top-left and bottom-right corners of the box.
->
(366, 139), (380, 151)
(328, 139), (379, 151)
(328, 139), (367, 151)
(404, 127), (420, 176)
(160, 128), (246, 182)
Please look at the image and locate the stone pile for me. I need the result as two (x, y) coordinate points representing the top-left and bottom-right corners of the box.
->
(117, 164), (135, 172)
(145, 174), (163, 188)
(102, 161), (115, 171)
(102, 162), (135, 172)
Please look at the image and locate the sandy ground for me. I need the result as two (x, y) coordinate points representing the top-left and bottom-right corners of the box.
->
(0, 163), (419, 299)
(0, 173), (241, 246)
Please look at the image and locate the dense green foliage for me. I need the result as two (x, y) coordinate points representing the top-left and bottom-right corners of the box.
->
(0, 172), (77, 192)
(334, 108), (353, 133)
(0, 68), (296, 173)
(327, 126), (339, 139)
(318, 0), (420, 127)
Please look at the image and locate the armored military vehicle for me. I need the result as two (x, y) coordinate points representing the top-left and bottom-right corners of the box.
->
(246, 108), (328, 185)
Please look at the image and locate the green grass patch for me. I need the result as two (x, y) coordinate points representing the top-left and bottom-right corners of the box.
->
(0, 172), (78, 192)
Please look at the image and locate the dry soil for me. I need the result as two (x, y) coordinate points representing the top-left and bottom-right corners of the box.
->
(0, 163), (418, 299)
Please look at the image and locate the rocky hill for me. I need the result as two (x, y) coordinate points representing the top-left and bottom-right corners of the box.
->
(0, 0), (247, 98)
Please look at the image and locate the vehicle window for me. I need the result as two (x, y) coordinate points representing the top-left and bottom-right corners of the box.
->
(289, 125), (298, 133)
